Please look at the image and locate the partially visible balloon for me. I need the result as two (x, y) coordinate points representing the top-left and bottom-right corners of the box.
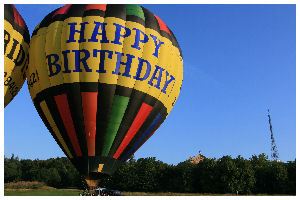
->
(4, 5), (30, 107)
(27, 4), (183, 186)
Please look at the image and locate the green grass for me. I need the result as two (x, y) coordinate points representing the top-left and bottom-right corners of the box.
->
(5, 189), (81, 196)
(5, 189), (291, 196)
(4, 189), (235, 196)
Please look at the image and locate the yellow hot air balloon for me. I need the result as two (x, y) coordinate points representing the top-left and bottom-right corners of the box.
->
(4, 5), (30, 107)
(27, 4), (183, 189)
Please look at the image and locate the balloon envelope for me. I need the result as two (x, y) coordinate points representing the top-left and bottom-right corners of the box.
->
(27, 4), (183, 178)
(4, 4), (30, 107)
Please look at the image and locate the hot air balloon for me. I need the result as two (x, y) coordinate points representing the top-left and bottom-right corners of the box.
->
(4, 4), (30, 107)
(27, 4), (183, 189)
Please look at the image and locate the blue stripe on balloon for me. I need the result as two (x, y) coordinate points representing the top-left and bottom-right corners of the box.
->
(120, 113), (162, 161)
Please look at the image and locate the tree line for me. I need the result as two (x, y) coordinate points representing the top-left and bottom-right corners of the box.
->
(4, 154), (295, 195)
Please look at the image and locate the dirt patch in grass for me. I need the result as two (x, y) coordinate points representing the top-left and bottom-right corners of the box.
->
(5, 181), (53, 190)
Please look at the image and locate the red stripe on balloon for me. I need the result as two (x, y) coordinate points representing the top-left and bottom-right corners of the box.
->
(53, 4), (72, 17)
(84, 4), (107, 11)
(154, 15), (171, 35)
(81, 92), (98, 156)
(113, 103), (153, 159)
(12, 5), (25, 28)
(54, 94), (82, 157)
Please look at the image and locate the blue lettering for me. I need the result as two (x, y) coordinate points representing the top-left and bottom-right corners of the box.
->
(133, 58), (151, 81)
(47, 54), (61, 77)
(131, 28), (149, 50)
(112, 52), (135, 78)
(67, 22), (89, 43)
(93, 49), (113, 73)
(62, 50), (71, 73)
(161, 71), (175, 94)
(112, 23), (131, 45)
(148, 65), (164, 89)
(150, 34), (164, 58)
(72, 49), (92, 72)
(88, 22), (109, 43)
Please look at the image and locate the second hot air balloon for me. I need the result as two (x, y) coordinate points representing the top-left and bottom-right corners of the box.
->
(4, 4), (30, 107)
(26, 4), (183, 188)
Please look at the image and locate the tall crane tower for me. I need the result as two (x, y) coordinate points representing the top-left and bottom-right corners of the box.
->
(267, 109), (280, 161)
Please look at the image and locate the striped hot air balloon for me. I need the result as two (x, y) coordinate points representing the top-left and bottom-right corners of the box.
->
(27, 4), (183, 186)
(4, 4), (30, 107)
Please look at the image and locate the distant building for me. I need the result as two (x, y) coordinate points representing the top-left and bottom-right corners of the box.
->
(188, 154), (205, 164)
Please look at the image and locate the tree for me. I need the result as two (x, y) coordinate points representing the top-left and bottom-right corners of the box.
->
(286, 160), (296, 195)
(214, 156), (240, 194)
(267, 161), (288, 194)
(133, 157), (167, 192)
(108, 157), (138, 191)
(250, 153), (270, 194)
(234, 155), (255, 194)
(160, 165), (181, 192)
(4, 155), (21, 183)
(193, 158), (218, 193)
(45, 168), (61, 187)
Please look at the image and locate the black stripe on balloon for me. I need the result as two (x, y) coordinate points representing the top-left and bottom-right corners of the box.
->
(4, 5), (30, 44)
(119, 103), (167, 160)
(77, 82), (99, 92)
(107, 90), (145, 157)
(95, 83), (117, 156)
(83, 10), (105, 18)
(38, 94), (77, 158)
(114, 85), (132, 97)
(104, 4), (126, 20)
(34, 83), (166, 108)
(65, 83), (88, 157)
(67, 4), (86, 17)
(126, 15), (145, 26)
(33, 100), (73, 159)
(70, 156), (88, 176)
(159, 29), (181, 51)
(142, 7), (159, 31)
(4, 4), (14, 23)
(169, 28), (183, 58)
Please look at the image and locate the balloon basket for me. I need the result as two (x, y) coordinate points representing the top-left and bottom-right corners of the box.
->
(85, 177), (100, 190)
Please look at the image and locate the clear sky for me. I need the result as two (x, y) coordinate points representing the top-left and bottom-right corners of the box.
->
(4, 4), (295, 164)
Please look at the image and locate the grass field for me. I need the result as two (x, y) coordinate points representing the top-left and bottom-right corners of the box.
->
(4, 189), (235, 196)
(5, 189), (291, 196)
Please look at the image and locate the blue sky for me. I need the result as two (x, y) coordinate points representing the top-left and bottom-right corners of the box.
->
(4, 4), (295, 164)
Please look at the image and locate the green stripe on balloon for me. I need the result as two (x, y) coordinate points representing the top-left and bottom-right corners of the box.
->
(126, 4), (145, 21)
(101, 95), (130, 156)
